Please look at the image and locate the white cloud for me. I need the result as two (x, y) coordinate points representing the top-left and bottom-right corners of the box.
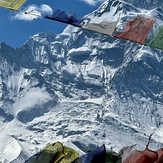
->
(79, 0), (105, 6)
(12, 4), (53, 21)
(14, 87), (52, 114)
(39, 4), (53, 15)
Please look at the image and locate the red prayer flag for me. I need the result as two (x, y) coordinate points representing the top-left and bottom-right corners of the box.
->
(123, 148), (158, 163)
(115, 15), (155, 44)
(155, 149), (163, 163)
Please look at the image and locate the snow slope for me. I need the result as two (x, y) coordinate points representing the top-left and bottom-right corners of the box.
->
(0, 0), (163, 162)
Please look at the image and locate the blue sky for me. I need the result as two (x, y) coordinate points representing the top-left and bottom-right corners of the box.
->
(0, 0), (105, 48)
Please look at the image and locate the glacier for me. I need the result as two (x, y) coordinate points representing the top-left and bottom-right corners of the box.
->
(0, 0), (163, 162)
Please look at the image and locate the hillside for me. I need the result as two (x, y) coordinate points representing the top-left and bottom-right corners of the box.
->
(0, 0), (163, 162)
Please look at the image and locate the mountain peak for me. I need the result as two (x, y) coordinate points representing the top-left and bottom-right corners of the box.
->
(0, 0), (163, 162)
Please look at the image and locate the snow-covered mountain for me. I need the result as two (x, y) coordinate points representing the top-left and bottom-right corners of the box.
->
(0, 0), (163, 162)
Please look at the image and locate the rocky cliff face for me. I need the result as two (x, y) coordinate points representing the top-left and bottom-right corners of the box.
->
(0, 0), (163, 162)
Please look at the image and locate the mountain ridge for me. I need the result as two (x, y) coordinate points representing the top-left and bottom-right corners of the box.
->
(0, 0), (163, 162)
